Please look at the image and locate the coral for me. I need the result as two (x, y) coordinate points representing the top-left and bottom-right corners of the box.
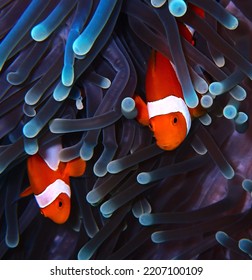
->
(0, 0), (252, 260)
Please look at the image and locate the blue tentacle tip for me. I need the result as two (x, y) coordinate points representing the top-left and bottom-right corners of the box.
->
(31, 24), (48, 42)
(137, 172), (151, 185)
(151, 0), (166, 8)
(62, 65), (74, 86)
(239, 239), (252, 257)
(121, 97), (137, 119)
(168, 0), (187, 17)
(209, 82), (224, 95)
(23, 121), (39, 138)
(139, 214), (153, 226)
(53, 82), (72, 101)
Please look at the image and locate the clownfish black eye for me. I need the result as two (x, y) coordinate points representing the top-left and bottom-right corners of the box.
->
(173, 117), (178, 124)
(58, 201), (63, 208)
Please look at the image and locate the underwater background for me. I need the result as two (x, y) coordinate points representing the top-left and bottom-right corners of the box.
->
(0, 0), (252, 260)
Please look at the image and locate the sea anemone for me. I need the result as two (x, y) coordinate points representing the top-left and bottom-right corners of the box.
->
(0, 0), (252, 260)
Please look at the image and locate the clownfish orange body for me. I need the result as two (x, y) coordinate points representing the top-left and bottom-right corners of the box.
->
(134, 52), (190, 150)
(134, 25), (204, 150)
(20, 144), (86, 224)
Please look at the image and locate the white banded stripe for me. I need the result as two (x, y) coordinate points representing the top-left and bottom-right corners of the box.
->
(34, 179), (71, 208)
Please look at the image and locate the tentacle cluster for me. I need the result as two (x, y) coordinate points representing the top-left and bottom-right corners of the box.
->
(0, 0), (252, 260)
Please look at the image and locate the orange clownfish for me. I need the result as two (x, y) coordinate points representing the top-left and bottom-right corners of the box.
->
(134, 50), (204, 151)
(133, 13), (205, 151)
(20, 144), (86, 224)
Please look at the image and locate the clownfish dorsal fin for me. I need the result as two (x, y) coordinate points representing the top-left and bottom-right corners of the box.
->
(20, 186), (33, 198)
(149, 50), (157, 76)
(64, 158), (86, 178)
(151, 50), (156, 67)
(146, 51), (183, 102)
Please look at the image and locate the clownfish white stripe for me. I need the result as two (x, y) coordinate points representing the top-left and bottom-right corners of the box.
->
(147, 95), (191, 134)
(39, 143), (61, 171)
(34, 179), (71, 208)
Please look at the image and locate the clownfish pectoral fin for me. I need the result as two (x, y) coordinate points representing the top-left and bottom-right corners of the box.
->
(134, 95), (149, 126)
(64, 158), (86, 178)
(20, 186), (33, 197)
(189, 102), (206, 119)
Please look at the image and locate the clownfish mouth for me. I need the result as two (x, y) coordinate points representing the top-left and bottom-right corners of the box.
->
(154, 130), (187, 151)
(157, 142), (181, 151)
(160, 145), (175, 150)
